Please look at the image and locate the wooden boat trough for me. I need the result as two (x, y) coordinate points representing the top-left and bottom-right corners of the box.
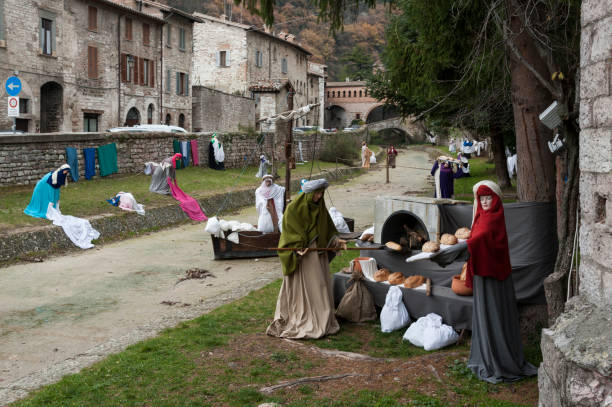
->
(211, 217), (356, 260)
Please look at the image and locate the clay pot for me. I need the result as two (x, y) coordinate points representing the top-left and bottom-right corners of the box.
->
(451, 274), (473, 296)
(351, 257), (371, 273)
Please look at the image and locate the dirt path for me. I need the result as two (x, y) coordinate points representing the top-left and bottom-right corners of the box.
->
(0, 148), (431, 405)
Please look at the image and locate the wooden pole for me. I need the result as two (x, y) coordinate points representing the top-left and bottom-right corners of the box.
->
(386, 150), (389, 183)
(284, 90), (294, 205)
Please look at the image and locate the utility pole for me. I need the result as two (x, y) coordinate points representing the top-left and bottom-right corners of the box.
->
(284, 90), (295, 204)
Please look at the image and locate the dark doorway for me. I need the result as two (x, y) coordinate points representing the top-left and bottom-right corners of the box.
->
(165, 113), (171, 125)
(125, 107), (140, 126)
(40, 81), (63, 132)
(147, 104), (154, 124)
(16, 119), (29, 132)
(178, 113), (185, 128)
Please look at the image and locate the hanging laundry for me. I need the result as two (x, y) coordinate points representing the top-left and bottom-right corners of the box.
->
(208, 134), (225, 170)
(180, 141), (191, 168)
(256, 154), (270, 178)
(97, 143), (118, 176)
(46, 203), (100, 249)
(24, 165), (70, 218)
(83, 148), (96, 180)
(190, 139), (199, 166)
(65, 147), (79, 182)
(167, 177), (207, 221)
(173, 139), (183, 169)
(144, 161), (173, 195)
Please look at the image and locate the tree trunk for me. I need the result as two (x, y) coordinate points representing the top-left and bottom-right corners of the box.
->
(506, 1), (556, 202)
(490, 123), (511, 189)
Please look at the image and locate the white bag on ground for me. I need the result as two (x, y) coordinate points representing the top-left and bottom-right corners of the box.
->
(328, 207), (350, 233)
(380, 286), (411, 332)
(403, 313), (459, 350)
(205, 216), (222, 236)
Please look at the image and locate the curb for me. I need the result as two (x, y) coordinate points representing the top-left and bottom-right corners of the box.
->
(0, 167), (363, 265)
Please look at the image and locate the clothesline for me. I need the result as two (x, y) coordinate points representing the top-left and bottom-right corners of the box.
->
(257, 103), (321, 124)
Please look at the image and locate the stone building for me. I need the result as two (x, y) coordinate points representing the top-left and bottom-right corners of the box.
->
(0, 0), (196, 133)
(538, 0), (612, 405)
(307, 61), (326, 128)
(191, 13), (313, 131)
(324, 80), (391, 129)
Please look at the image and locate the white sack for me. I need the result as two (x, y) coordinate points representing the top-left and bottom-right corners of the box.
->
(226, 232), (239, 244)
(205, 216), (222, 237)
(380, 286), (411, 333)
(328, 207), (350, 233)
(350, 257), (378, 282)
(239, 223), (257, 231)
(403, 313), (458, 351)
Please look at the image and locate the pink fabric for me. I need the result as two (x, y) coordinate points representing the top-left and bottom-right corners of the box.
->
(190, 140), (199, 166)
(172, 153), (183, 169)
(167, 177), (207, 221)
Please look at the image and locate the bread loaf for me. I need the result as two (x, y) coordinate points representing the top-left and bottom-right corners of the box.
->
(374, 268), (390, 282)
(385, 241), (402, 252)
(361, 233), (373, 242)
(455, 227), (471, 240)
(440, 233), (458, 245)
(422, 241), (440, 253)
(404, 275), (426, 288)
(388, 272), (405, 285)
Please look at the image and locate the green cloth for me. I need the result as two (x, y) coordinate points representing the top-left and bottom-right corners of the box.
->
(173, 139), (183, 169)
(97, 143), (118, 177)
(278, 191), (338, 276)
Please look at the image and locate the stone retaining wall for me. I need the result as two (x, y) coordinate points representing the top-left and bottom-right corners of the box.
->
(0, 167), (361, 264)
(0, 130), (340, 186)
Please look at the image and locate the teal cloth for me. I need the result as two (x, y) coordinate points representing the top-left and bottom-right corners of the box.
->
(24, 172), (60, 218)
(173, 140), (183, 169)
(65, 147), (79, 182)
(97, 143), (118, 177)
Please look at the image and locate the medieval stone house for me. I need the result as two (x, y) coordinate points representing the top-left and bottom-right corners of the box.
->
(0, 0), (196, 133)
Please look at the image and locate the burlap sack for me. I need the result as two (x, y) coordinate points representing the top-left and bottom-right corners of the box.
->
(335, 269), (377, 322)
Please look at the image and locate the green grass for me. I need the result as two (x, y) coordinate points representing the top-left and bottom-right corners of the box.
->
(11, 244), (538, 406)
(0, 161), (343, 232)
(432, 146), (517, 201)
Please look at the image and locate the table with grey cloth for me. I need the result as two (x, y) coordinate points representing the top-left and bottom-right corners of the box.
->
(333, 273), (474, 330)
(333, 201), (557, 330)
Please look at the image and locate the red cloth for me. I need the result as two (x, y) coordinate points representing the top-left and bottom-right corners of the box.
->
(167, 177), (207, 221)
(465, 185), (512, 288)
(387, 146), (398, 156)
(190, 140), (199, 166)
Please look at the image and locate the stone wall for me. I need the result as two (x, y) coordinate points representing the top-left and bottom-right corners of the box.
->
(538, 0), (612, 405)
(192, 86), (255, 132)
(0, 130), (335, 186)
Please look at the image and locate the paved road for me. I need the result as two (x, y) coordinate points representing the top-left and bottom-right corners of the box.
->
(0, 148), (431, 404)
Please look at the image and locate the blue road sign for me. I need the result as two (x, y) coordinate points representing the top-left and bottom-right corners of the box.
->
(5, 76), (22, 97)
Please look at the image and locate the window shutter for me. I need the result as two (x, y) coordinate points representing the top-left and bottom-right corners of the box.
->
(134, 56), (139, 84)
(87, 46), (93, 78)
(166, 25), (171, 47)
(88, 7), (97, 31)
(143, 24), (149, 46)
(149, 60), (154, 87)
(226, 51), (231, 66)
(176, 72), (180, 94)
(215, 51), (220, 67)
(166, 69), (171, 92)
(121, 53), (127, 82)
(259, 51), (263, 67)
(139, 58), (145, 85)
(185, 73), (189, 96)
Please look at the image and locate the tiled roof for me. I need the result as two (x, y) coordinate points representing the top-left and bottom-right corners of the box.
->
(92, 0), (166, 23)
(248, 79), (291, 92)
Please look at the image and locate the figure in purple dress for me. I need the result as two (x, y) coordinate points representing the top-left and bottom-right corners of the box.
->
(431, 157), (462, 199)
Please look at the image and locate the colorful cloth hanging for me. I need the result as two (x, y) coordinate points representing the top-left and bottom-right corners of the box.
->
(180, 141), (190, 168)
(173, 140), (183, 169)
(97, 143), (118, 177)
(190, 139), (199, 166)
(65, 147), (79, 182)
(83, 148), (96, 180)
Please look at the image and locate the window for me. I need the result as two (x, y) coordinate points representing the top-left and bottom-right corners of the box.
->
(359, 90), (362, 97)
(255, 50), (263, 67)
(143, 23), (150, 46)
(356, 113), (361, 120)
(179, 27), (186, 50)
(88, 6), (97, 31)
(176, 72), (189, 96)
(343, 91), (346, 97)
(148, 60), (155, 87)
(0, 3), (5, 42)
(315, 97), (318, 104)
(281, 58), (287, 74)
(134, 56), (140, 84)
(348, 90), (351, 97)
(365, 89), (368, 96)
(327, 91), (330, 98)
(19, 99), (29, 114)
(41, 18), (53, 55)
(332, 91), (335, 97)
(88, 46), (98, 78)
(178, 114), (185, 128)
(216, 50), (230, 67)
(165, 114), (171, 125)
(166, 69), (171, 92)
(84, 113), (99, 132)
(125, 18), (132, 40)
(147, 104), (154, 124)
(166, 24), (171, 47)
(121, 54), (134, 82)
(142, 59), (149, 86)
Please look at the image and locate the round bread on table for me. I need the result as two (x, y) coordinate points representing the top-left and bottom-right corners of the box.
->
(440, 233), (458, 245)
(385, 241), (403, 252)
(361, 233), (373, 242)
(404, 275), (426, 288)
(388, 272), (405, 285)
(374, 268), (390, 282)
(422, 241), (440, 253)
(455, 227), (471, 240)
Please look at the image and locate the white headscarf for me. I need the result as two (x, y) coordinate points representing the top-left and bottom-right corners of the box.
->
(471, 180), (503, 226)
(51, 164), (71, 186)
